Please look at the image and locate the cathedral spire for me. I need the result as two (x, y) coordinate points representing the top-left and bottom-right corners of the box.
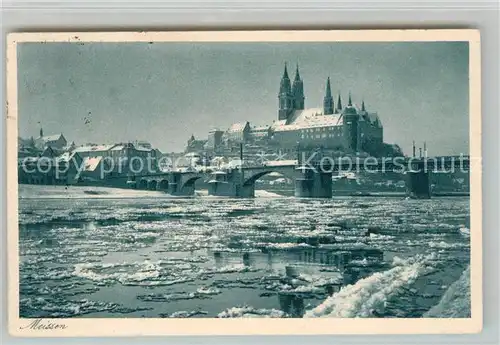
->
(323, 77), (334, 115)
(282, 62), (289, 80)
(325, 77), (332, 97)
(294, 63), (301, 82)
(348, 92), (353, 107)
(291, 62), (304, 111)
(361, 100), (366, 112)
(279, 62), (291, 92)
(39, 127), (44, 138)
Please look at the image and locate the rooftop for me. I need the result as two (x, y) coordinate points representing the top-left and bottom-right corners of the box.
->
(38, 133), (64, 142)
(82, 156), (103, 172)
(74, 144), (116, 152)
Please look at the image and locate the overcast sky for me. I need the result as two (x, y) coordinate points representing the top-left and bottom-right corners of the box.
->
(17, 41), (469, 155)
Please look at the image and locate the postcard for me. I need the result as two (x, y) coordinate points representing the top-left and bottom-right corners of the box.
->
(6, 29), (482, 336)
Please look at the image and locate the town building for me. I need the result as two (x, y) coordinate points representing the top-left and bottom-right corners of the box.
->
(35, 128), (68, 151)
(204, 129), (225, 153)
(18, 129), (162, 185)
(72, 142), (159, 175)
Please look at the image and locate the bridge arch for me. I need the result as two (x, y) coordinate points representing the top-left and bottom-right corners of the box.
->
(158, 179), (169, 191)
(243, 170), (295, 187)
(181, 176), (201, 189)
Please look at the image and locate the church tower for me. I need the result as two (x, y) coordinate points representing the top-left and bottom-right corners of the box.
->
(323, 77), (334, 115)
(291, 64), (305, 110)
(278, 63), (294, 121)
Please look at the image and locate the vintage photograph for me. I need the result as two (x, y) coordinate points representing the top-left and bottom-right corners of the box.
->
(7, 30), (481, 335)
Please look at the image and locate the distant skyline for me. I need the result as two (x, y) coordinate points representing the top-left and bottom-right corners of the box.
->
(17, 41), (469, 155)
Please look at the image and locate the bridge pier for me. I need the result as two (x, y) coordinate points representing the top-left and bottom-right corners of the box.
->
(208, 181), (236, 197)
(207, 182), (257, 198)
(170, 183), (196, 196)
(239, 184), (255, 198)
(405, 170), (431, 199)
(294, 166), (332, 198)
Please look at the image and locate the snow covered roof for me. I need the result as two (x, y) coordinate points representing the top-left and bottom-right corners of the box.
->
(271, 108), (343, 132)
(56, 151), (80, 163)
(250, 125), (270, 132)
(38, 133), (64, 142)
(83, 156), (103, 172)
(134, 145), (152, 152)
(110, 145), (125, 151)
(209, 128), (224, 133)
(227, 122), (249, 133)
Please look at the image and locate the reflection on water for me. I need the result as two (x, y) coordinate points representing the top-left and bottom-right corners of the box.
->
(18, 187), (470, 318)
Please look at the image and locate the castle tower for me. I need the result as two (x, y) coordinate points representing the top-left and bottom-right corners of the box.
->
(278, 63), (294, 121)
(335, 93), (343, 114)
(291, 64), (305, 110)
(323, 77), (334, 115)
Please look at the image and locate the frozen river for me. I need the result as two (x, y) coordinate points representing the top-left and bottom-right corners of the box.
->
(18, 185), (471, 318)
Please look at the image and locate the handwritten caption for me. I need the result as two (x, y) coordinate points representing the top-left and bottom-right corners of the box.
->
(20, 319), (68, 330)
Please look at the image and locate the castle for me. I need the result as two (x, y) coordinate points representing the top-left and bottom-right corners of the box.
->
(187, 63), (386, 157)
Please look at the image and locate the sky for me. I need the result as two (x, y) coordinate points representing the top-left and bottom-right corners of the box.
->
(17, 41), (469, 155)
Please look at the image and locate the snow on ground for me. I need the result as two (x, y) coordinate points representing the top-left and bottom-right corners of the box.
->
(19, 185), (284, 199)
(19, 185), (167, 199)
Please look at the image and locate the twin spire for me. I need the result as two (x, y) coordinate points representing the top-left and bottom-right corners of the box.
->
(279, 62), (304, 120)
(282, 61), (301, 80)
